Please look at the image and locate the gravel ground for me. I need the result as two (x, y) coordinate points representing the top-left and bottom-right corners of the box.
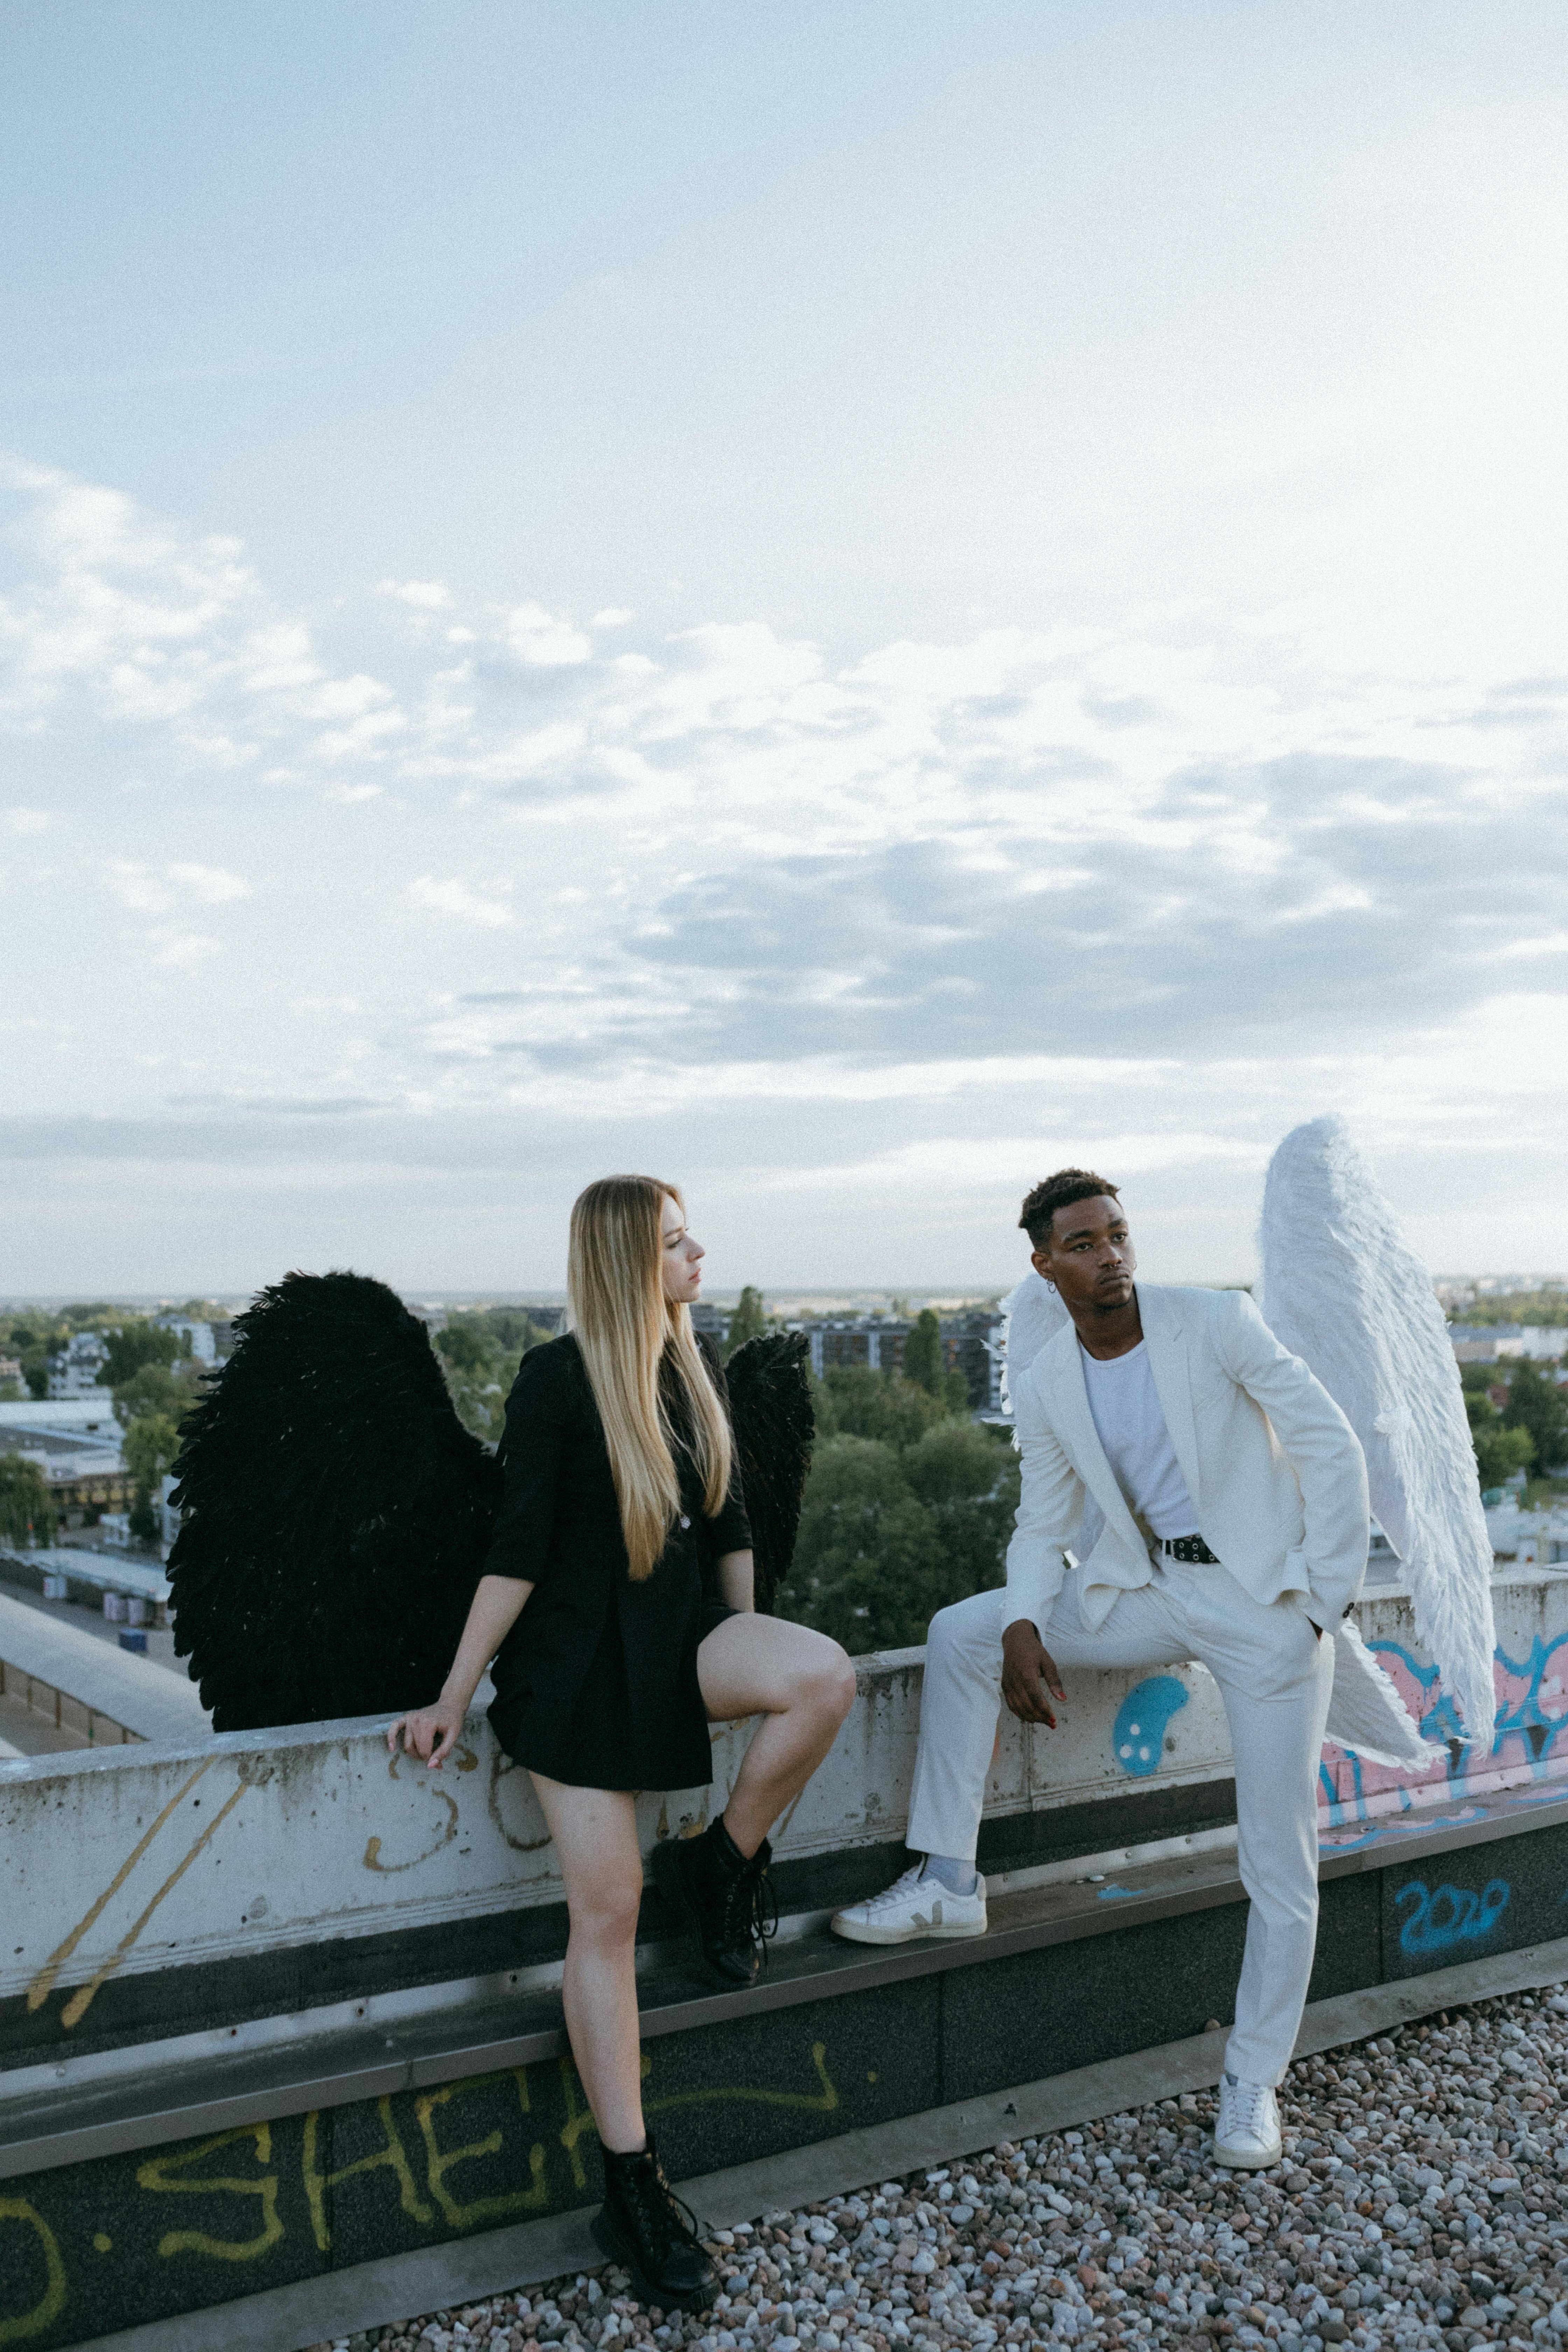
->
(313, 1986), (1568, 2352)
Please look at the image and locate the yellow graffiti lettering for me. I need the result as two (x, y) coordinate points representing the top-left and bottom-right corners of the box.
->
(137, 2123), (283, 2262)
(59, 1776), (249, 2029)
(25, 1759), (213, 2013)
(647, 2041), (839, 2119)
(302, 2099), (433, 2252)
(0, 2199), (69, 2345)
(415, 2071), (551, 2230)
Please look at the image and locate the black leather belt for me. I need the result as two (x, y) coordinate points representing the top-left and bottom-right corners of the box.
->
(1161, 1534), (1219, 1565)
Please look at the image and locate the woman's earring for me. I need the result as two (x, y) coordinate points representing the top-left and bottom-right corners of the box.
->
(1044, 1279), (1056, 1293)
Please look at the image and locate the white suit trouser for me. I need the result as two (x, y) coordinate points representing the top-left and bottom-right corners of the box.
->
(905, 1560), (1334, 2087)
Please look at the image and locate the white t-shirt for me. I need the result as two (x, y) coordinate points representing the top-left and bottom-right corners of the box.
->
(1078, 1339), (1198, 1550)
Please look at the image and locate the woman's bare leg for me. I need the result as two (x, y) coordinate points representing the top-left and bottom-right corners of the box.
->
(529, 1773), (646, 2154)
(697, 1615), (856, 1857)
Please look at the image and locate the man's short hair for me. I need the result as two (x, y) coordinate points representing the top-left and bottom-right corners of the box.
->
(1018, 1168), (1121, 1251)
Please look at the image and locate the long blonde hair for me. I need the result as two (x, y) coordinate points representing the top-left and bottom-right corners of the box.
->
(566, 1175), (734, 1581)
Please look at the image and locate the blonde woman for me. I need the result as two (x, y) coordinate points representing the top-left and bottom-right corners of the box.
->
(388, 1176), (856, 2311)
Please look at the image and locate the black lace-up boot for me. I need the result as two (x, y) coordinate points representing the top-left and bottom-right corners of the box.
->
(592, 2131), (715, 2310)
(652, 1815), (778, 1989)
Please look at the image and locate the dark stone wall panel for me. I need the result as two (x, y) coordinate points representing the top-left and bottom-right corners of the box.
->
(1306, 1874), (1381, 2005)
(0, 1982), (943, 2350)
(939, 1903), (1252, 2103)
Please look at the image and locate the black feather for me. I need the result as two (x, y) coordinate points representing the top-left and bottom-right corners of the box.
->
(723, 1330), (815, 1613)
(166, 1271), (502, 1732)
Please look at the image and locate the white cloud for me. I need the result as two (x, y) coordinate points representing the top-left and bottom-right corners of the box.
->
(110, 860), (249, 913)
(407, 876), (514, 927)
(381, 579), (452, 609)
(4, 806), (48, 834)
(758, 1132), (1269, 1194)
(4, 457), (1566, 1283)
(167, 862), (251, 904)
(0, 461), (405, 776)
(505, 602), (591, 667)
(150, 930), (222, 969)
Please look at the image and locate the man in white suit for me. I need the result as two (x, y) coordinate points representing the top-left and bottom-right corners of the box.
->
(831, 1168), (1368, 2170)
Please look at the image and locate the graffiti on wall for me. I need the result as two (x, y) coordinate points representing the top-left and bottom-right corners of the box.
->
(1394, 1877), (1511, 1956)
(0, 2040), (847, 2349)
(1317, 1630), (1568, 1824)
(1111, 1678), (1189, 1778)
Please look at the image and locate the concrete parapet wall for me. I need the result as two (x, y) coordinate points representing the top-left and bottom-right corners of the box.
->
(4, 1572), (1568, 2038)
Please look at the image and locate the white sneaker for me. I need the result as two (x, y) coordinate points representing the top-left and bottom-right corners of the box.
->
(830, 1863), (988, 1945)
(1214, 2072), (1282, 2170)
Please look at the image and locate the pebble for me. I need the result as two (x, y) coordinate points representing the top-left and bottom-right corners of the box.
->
(345, 1983), (1568, 2352)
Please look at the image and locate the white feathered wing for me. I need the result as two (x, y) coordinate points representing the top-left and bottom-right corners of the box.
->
(998, 1269), (1072, 1418)
(1259, 1115), (1496, 1757)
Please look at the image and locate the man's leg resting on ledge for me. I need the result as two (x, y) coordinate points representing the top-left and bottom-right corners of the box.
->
(832, 1575), (1188, 1944)
(830, 1587), (1006, 1943)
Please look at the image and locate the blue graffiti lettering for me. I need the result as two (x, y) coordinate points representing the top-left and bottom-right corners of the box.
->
(1395, 1877), (1510, 1954)
(1112, 1676), (1189, 1778)
(1363, 1630), (1568, 1780)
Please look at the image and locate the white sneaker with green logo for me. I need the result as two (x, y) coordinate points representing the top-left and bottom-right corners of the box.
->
(830, 1863), (988, 1945)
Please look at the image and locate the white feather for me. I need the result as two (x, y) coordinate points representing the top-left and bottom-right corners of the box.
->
(999, 1270), (1072, 1421)
(1259, 1115), (1496, 1751)
(1323, 1617), (1438, 1770)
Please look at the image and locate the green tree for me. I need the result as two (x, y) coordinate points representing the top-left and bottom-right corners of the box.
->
(776, 1436), (947, 1652)
(813, 1367), (953, 1451)
(8, 1311), (65, 1399)
(1474, 1420), (1534, 1493)
(723, 1287), (769, 1360)
(1452, 1288), (1568, 1328)
(0, 1456), (56, 1548)
(99, 1322), (182, 1389)
(114, 1360), (204, 1431)
(903, 1418), (1013, 1505)
(900, 1315), (971, 1413)
(122, 1413), (182, 1542)
(1502, 1361), (1568, 1478)
(436, 1323), (496, 1375)
(433, 1310), (551, 1443)
(777, 1406), (1021, 1656)
(901, 1309), (944, 1394)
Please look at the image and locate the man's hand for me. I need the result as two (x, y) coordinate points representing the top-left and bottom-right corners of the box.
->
(1001, 1618), (1067, 1726)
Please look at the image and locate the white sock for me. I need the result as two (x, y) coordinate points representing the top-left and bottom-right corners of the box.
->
(920, 1853), (978, 1897)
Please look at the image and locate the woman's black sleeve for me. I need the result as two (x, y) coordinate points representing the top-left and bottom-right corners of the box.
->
(480, 1345), (571, 1585)
(699, 1337), (753, 1558)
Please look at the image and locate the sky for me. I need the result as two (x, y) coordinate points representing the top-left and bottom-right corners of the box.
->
(2, 1), (1567, 1296)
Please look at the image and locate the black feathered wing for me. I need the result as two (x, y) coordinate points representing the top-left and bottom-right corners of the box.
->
(166, 1271), (503, 1732)
(722, 1330), (815, 1614)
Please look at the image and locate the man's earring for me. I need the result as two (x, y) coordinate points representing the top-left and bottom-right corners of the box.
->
(1044, 1279), (1056, 1293)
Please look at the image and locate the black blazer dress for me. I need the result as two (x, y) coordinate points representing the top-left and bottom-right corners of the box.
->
(482, 1332), (752, 1791)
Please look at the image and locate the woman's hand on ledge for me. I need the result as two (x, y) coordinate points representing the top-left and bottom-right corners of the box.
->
(387, 1694), (466, 1769)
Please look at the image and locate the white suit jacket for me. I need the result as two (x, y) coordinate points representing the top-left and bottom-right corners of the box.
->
(1004, 1283), (1370, 1639)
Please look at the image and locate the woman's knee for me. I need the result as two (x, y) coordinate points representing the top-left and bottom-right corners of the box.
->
(798, 1643), (857, 1728)
(566, 1871), (642, 1946)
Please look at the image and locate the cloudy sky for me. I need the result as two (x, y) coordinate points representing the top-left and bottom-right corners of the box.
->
(3, 1), (1566, 1296)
